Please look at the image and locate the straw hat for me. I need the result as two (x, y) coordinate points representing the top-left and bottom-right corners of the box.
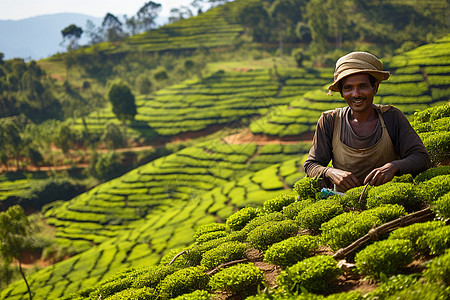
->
(327, 51), (390, 93)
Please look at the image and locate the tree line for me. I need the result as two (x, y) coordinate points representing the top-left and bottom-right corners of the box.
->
(61, 0), (231, 50)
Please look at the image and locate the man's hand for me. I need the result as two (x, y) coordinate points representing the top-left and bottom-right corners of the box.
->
(325, 168), (361, 191)
(364, 163), (399, 186)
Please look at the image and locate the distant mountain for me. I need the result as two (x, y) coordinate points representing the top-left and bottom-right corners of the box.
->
(0, 13), (102, 61)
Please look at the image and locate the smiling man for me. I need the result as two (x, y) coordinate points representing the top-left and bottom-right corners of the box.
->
(303, 51), (430, 192)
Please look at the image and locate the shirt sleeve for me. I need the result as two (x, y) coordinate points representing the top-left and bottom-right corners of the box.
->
(383, 107), (431, 176)
(303, 110), (335, 178)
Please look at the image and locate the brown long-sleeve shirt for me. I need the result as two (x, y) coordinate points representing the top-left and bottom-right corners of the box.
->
(304, 105), (431, 181)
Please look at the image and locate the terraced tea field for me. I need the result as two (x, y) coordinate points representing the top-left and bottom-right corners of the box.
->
(0, 144), (308, 299)
(72, 67), (332, 137)
(74, 3), (243, 56)
(251, 35), (450, 136)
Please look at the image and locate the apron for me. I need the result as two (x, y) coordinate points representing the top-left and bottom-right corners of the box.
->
(331, 107), (399, 192)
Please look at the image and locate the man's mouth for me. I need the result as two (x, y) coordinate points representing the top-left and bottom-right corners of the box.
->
(351, 97), (366, 104)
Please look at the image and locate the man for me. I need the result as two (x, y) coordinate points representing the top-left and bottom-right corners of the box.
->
(303, 51), (430, 192)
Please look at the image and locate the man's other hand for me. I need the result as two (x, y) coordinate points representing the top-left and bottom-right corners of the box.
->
(364, 163), (400, 186)
(325, 168), (361, 191)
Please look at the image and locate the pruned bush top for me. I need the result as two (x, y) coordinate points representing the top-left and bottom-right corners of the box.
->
(388, 221), (445, 252)
(158, 266), (209, 299)
(282, 199), (313, 219)
(209, 263), (264, 295)
(424, 249), (450, 287)
(433, 191), (450, 219)
(200, 241), (247, 269)
(366, 182), (421, 212)
(293, 177), (319, 200)
(264, 234), (320, 267)
(247, 219), (299, 251)
(241, 211), (286, 234)
(295, 199), (344, 232)
(277, 255), (342, 294)
(193, 223), (227, 239)
(263, 194), (297, 213)
(226, 207), (261, 231)
(415, 174), (450, 204)
(355, 239), (415, 279)
(417, 225), (450, 255)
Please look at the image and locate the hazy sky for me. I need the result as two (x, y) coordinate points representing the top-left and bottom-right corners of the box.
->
(0, 0), (190, 20)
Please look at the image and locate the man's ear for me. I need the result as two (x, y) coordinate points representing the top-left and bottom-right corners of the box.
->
(373, 81), (380, 94)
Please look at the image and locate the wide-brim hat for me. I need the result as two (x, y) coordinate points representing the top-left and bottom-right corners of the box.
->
(327, 51), (390, 93)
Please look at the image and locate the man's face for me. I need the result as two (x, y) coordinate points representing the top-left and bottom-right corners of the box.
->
(339, 73), (379, 114)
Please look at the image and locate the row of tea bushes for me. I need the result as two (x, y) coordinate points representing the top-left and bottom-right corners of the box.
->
(58, 166), (450, 299)
(0, 147), (307, 300)
(252, 34), (450, 137)
(72, 67), (332, 138)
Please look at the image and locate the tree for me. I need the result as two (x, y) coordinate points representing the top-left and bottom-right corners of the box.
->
(102, 13), (124, 42)
(108, 83), (137, 123)
(85, 19), (104, 44)
(101, 122), (125, 149)
(136, 1), (162, 32)
(54, 123), (75, 155)
(269, 0), (303, 56)
(169, 6), (193, 23)
(61, 24), (83, 50)
(237, 1), (271, 43)
(0, 205), (34, 299)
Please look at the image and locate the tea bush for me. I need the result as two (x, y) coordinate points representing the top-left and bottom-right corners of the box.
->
(366, 182), (421, 212)
(364, 274), (419, 299)
(433, 192), (450, 219)
(263, 194), (297, 213)
(355, 239), (415, 278)
(277, 255), (342, 294)
(226, 207), (261, 231)
(209, 263), (264, 295)
(185, 232), (246, 266)
(158, 266), (209, 299)
(361, 204), (407, 223)
(247, 219), (299, 251)
(295, 199), (344, 232)
(417, 226), (450, 255)
(196, 231), (229, 244)
(106, 287), (156, 300)
(193, 223), (227, 240)
(383, 281), (449, 300)
(172, 289), (211, 300)
(323, 291), (363, 300)
(414, 166), (450, 183)
(420, 131), (450, 163)
(388, 221), (445, 252)
(293, 177), (320, 200)
(241, 211), (286, 234)
(338, 185), (371, 210)
(282, 199), (313, 219)
(200, 241), (247, 269)
(424, 249), (450, 286)
(264, 235), (320, 267)
(321, 212), (379, 251)
(415, 174), (450, 203)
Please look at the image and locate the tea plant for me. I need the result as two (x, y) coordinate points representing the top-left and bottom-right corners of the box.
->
(247, 219), (299, 251)
(263, 194), (297, 213)
(355, 239), (415, 278)
(209, 263), (264, 296)
(158, 266), (209, 299)
(277, 255), (342, 294)
(226, 207), (261, 231)
(200, 241), (247, 269)
(264, 235), (320, 267)
(295, 199), (343, 232)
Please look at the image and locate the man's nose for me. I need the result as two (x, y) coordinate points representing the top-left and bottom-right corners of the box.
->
(351, 87), (361, 98)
